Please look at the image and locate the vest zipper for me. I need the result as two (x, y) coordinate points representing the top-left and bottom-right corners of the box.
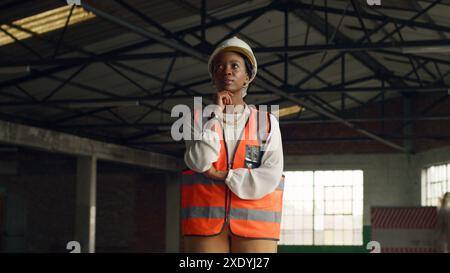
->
(223, 128), (230, 227)
(224, 185), (230, 225)
(221, 111), (251, 228)
(224, 163), (232, 226)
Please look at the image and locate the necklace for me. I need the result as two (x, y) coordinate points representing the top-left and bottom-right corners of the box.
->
(222, 104), (247, 125)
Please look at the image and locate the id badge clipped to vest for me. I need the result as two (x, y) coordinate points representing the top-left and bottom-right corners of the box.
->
(245, 145), (262, 169)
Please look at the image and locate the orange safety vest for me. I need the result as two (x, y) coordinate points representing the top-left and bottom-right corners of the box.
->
(181, 107), (284, 240)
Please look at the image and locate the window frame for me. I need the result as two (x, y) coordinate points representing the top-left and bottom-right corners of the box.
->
(422, 162), (450, 207)
(280, 169), (364, 246)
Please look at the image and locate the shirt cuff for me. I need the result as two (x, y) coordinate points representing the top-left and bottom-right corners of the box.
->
(225, 168), (234, 185)
(199, 163), (212, 173)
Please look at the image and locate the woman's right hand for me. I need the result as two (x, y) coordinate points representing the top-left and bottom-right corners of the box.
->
(214, 90), (234, 112)
(203, 165), (228, 181)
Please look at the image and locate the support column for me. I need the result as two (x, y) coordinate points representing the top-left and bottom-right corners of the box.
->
(75, 156), (97, 253)
(165, 172), (180, 253)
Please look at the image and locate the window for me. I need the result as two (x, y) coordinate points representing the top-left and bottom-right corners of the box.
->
(280, 170), (363, 246)
(422, 163), (450, 206)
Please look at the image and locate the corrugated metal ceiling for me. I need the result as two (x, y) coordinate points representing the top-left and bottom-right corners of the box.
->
(0, 0), (449, 154)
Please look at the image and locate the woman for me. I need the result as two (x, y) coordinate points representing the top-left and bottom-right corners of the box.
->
(437, 192), (450, 253)
(182, 36), (284, 253)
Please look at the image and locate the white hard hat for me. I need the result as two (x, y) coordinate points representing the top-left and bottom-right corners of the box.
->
(208, 36), (257, 97)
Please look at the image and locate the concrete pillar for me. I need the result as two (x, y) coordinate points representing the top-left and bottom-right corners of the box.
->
(165, 172), (180, 253)
(75, 156), (97, 253)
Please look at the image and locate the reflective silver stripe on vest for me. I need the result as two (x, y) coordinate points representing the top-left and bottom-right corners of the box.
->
(181, 206), (225, 219)
(230, 208), (282, 223)
(182, 172), (224, 186)
(257, 110), (268, 145)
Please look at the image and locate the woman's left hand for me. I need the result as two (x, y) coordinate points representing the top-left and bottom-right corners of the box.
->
(203, 165), (228, 180)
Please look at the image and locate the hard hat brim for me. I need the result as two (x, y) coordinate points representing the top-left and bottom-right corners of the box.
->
(215, 46), (256, 67)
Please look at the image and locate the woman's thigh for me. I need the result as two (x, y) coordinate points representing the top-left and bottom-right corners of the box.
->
(183, 228), (230, 253)
(231, 236), (278, 253)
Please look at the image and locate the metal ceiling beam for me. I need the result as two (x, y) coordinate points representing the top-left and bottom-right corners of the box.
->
(11, 31), (310, 131)
(172, 0), (281, 38)
(298, 84), (450, 94)
(166, 0), (333, 89)
(0, 61), (436, 108)
(80, 2), (206, 62)
(292, 18), (393, 89)
(77, 1), (408, 152)
(286, 1), (450, 153)
(44, 114), (450, 130)
(375, 49), (450, 67)
(284, 115), (450, 124)
(286, 0), (450, 33)
(0, 40), (156, 89)
(287, 0), (446, 96)
(0, 3), (274, 87)
(290, 3), (427, 148)
(0, 2), (286, 138)
(2, 39), (449, 68)
(130, 134), (450, 145)
(52, 4), (75, 58)
(252, 39), (450, 53)
(0, 25), (43, 59)
(0, 52), (184, 67)
(350, 0), (372, 43)
(0, 106), (165, 154)
(52, 107), (117, 125)
(410, 0), (447, 40)
(1, 1), (438, 152)
(255, 77), (408, 153)
(279, 135), (450, 143)
(379, 0), (443, 43)
(290, 2), (407, 89)
(0, 119), (181, 171)
(392, 88), (450, 135)
(0, 31), (198, 126)
(0, 53), (315, 107)
(43, 64), (89, 101)
(0, 1), (290, 141)
(4, 82), (450, 108)
(0, 2), (314, 123)
(201, 0), (206, 42)
(114, 0), (194, 49)
(213, 10), (266, 48)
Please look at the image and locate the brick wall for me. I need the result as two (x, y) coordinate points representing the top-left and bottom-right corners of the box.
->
(281, 92), (450, 155)
(0, 149), (167, 253)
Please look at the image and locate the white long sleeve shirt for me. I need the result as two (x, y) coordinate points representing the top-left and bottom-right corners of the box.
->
(184, 104), (284, 200)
